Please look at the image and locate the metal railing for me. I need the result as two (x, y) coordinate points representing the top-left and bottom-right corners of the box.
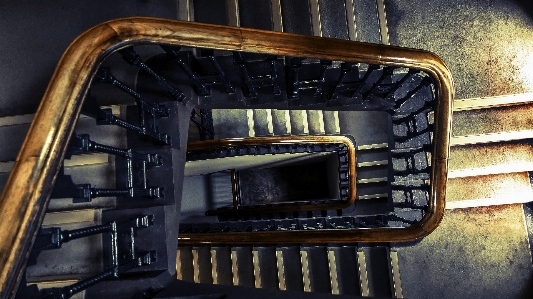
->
(187, 135), (357, 216)
(0, 17), (453, 297)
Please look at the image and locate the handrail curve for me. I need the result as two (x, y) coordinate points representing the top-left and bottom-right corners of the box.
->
(0, 17), (453, 297)
(187, 135), (357, 215)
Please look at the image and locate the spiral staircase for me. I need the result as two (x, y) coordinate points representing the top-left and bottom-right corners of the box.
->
(1, 1), (533, 299)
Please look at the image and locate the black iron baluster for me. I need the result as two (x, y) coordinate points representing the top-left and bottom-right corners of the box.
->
(386, 214), (417, 225)
(161, 46), (235, 96)
(362, 66), (396, 100)
(120, 47), (186, 102)
(94, 68), (171, 145)
(393, 76), (433, 110)
(383, 69), (419, 100)
(289, 58), (331, 99)
(190, 109), (214, 140)
(68, 134), (162, 166)
(51, 134), (164, 202)
(391, 102), (433, 124)
(34, 216), (156, 299)
(233, 52), (281, 98)
(329, 62), (363, 101)
(288, 57), (303, 98)
(351, 64), (380, 97)
(95, 68), (168, 116)
(234, 52), (257, 98)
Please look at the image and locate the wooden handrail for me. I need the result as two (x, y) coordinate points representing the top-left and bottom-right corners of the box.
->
(0, 17), (453, 297)
(188, 135), (357, 215)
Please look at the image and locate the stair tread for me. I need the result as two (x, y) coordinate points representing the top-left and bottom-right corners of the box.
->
(446, 172), (533, 209)
(393, 204), (533, 299)
(449, 143), (533, 178)
(317, 0), (350, 39)
(453, 104), (533, 138)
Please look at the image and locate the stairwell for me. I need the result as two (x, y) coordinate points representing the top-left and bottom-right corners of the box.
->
(1, 1), (533, 299)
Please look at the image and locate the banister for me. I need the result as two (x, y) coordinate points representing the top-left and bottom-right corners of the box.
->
(187, 135), (357, 216)
(0, 17), (453, 297)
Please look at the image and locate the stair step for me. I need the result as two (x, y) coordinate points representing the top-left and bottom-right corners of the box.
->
(177, 246), (194, 282)
(338, 111), (389, 149)
(238, 0), (273, 30)
(192, 246), (213, 283)
(449, 143), (533, 178)
(446, 172), (533, 209)
(255, 247), (278, 289)
(453, 92), (533, 111)
(289, 110), (309, 135)
(393, 204), (533, 299)
(389, 250), (404, 298)
(279, 246), (304, 291)
(0, 122), (30, 162)
(232, 247), (255, 287)
(271, 0), (283, 32)
(323, 111), (340, 135)
(306, 110), (326, 135)
(280, 0), (313, 35)
(327, 250), (339, 295)
(211, 246), (233, 285)
(192, 0), (229, 25)
(252, 109), (274, 137)
(317, 0), (350, 39)
(0, 106), (123, 163)
(356, 250), (370, 296)
(180, 172), (233, 221)
(26, 209), (104, 282)
(176, 244), (401, 297)
(352, 0), (382, 43)
(452, 103), (533, 145)
(363, 246), (393, 298)
(271, 109), (291, 135)
(304, 246), (332, 293)
(331, 246), (360, 296)
(212, 109), (254, 138)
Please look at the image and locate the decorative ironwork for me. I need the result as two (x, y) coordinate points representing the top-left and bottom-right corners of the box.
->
(23, 216), (156, 299)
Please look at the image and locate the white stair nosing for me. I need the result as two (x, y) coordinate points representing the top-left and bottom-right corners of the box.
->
(357, 160), (388, 167)
(357, 251), (370, 297)
(358, 193), (388, 200)
(357, 177), (388, 184)
(327, 250), (340, 295)
(0, 113), (34, 127)
(0, 161), (14, 173)
(227, 0), (239, 27)
(247, 109), (255, 137)
(266, 109), (274, 135)
(358, 143), (388, 150)
(302, 110), (309, 135)
(453, 92), (533, 111)
(177, 0), (191, 21)
(300, 250), (311, 292)
(388, 251), (404, 298)
(446, 196), (533, 210)
(275, 250), (287, 291)
(42, 209), (97, 227)
(1, 153), (110, 173)
(449, 163), (533, 179)
(271, 0), (283, 32)
(284, 110), (291, 135)
(376, 0), (390, 45)
(344, 0), (357, 41)
(451, 130), (533, 146)
(309, 0), (322, 37)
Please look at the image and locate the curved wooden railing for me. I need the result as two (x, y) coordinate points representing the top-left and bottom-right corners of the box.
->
(187, 135), (357, 216)
(0, 17), (453, 297)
